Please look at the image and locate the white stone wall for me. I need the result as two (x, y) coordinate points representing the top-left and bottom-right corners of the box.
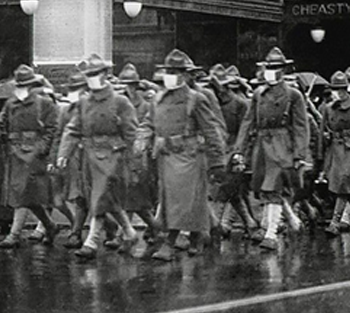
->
(33, 0), (112, 65)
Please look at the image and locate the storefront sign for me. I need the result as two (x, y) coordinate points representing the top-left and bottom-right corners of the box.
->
(292, 3), (350, 16)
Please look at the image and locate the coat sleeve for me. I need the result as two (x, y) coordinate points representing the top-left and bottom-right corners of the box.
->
(39, 96), (57, 157)
(317, 105), (329, 161)
(116, 95), (138, 150)
(291, 89), (309, 161)
(0, 101), (9, 142)
(57, 104), (82, 160)
(193, 92), (226, 169)
(233, 92), (257, 155)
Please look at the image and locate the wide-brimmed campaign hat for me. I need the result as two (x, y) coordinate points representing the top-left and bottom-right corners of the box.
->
(330, 71), (348, 89)
(80, 53), (112, 76)
(14, 64), (42, 87)
(118, 63), (140, 84)
(156, 49), (194, 70)
(210, 64), (239, 87)
(68, 72), (87, 90)
(256, 47), (294, 68)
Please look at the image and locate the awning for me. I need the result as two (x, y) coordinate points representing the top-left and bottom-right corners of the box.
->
(115, 0), (284, 22)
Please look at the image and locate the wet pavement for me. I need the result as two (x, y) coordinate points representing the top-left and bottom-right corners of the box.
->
(1, 227), (350, 313)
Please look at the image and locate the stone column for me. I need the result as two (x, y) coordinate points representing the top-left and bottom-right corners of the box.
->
(32, 0), (112, 89)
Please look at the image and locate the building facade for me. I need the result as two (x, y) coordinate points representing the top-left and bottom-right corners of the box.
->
(113, 0), (284, 78)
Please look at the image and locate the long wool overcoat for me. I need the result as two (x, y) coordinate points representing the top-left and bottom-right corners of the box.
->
(136, 84), (225, 232)
(0, 92), (57, 208)
(234, 82), (309, 195)
(50, 97), (85, 202)
(321, 96), (350, 194)
(58, 83), (138, 216)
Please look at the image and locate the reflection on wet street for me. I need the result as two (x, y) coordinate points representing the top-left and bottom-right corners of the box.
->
(2, 229), (350, 313)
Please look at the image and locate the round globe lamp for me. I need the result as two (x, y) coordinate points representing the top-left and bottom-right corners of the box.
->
(20, 0), (39, 15)
(123, 1), (142, 18)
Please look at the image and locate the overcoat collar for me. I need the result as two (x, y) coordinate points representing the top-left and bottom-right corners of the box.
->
(332, 95), (350, 110)
(90, 82), (113, 102)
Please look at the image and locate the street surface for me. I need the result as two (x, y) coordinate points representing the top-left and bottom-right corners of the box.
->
(1, 226), (350, 313)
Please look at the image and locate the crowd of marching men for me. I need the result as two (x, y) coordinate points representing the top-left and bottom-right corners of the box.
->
(0, 46), (349, 261)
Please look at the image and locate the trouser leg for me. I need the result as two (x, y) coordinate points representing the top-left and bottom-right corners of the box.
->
(260, 203), (283, 250)
(10, 208), (29, 237)
(326, 195), (348, 236)
(83, 216), (104, 250)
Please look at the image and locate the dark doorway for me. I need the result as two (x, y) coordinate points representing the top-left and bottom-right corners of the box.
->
(286, 19), (350, 80)
(176, 11), (237, 71)
(0, 6), (31, 81)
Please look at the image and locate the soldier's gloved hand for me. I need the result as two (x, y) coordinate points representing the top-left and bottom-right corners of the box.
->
(56, 157), (68, 169)
(47, 163), (56, 173)
(231, 153), (245, 172)
(294, 159), (306, 170)
(209, 166), (226, 184)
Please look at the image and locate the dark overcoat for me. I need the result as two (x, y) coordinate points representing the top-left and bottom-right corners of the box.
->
(0, 92), (56, 208)
(136, 84), (225, 232)
(58, 83), (138, 216)
(234, 82), (309, 194)
(321, 96), (350, 194)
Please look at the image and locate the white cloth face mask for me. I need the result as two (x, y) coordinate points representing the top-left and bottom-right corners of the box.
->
(67, 90), (81, 103)
(14, 87), (29, 101)
(87, 74), (105, 90)
(264, 69), (282, 85)
(163, 74), (179, 90)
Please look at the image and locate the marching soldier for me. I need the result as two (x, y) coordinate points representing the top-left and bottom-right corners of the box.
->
(57, 54), (138, 259)
(134, 49), (226, 261)
(0, 64), (58, 248)
(208, 64), (258, 238)
(233, 47), (309, 250)
(320, 71), (350, 236)
(48, 71), (89, 248)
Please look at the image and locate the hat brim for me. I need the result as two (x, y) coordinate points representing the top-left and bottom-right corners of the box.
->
(186, 66), (204, 72)
(68, 82), (87, 89)
(81, 64), (112, 75)
(15, 75), (42, 87)
(215, 77), (237, 86)
(155, 64), (190, 70)
(118, 79), (140, 84)
(330, 84), (348, 89)
(249, 78), (265, 85)
(256, 59), (294, 67)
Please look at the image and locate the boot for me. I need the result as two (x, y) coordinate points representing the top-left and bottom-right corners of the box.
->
(260, 203), (282, 250)
(188, 232), (203, 257)
(43, 224), (60, 246)
(28, 221), (46, 242)
(152, 240), (175, 262)
(83, 216), (104, 251)
(104, 235), (123, 250)
(117, 235), (138, 254)
(231, 198), (259, 238)
(63, 232), (83, 249)
(251, 205), (268, 243)
(340, 202), (350, 232)
(75, 245), (97, 259)
(282, 199), (303, 233)
(326, 197), (347, 237)
(0, 234), (20, 249)
(139, 234), (164, 260)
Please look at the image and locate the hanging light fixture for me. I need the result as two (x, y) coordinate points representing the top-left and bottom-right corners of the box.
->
(123, 0), (143, 18)
(310, 26), (326, 43)
(20, 0), (40, 15)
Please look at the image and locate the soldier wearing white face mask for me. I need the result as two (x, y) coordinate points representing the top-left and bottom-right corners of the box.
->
(319, 71), (350, 236)
(57, 54), (139, 259)
(134, 49), (226, 261)
(232, 47), (309, 250)
(0, 64), (58, 248)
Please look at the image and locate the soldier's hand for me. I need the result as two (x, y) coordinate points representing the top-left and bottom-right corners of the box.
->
(56, 157), (68, 169)
(294, 159), (306, 170)
(231, 154), (245, 172)
(47, 163), (56, 173)
(209, 166), (226, 184)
